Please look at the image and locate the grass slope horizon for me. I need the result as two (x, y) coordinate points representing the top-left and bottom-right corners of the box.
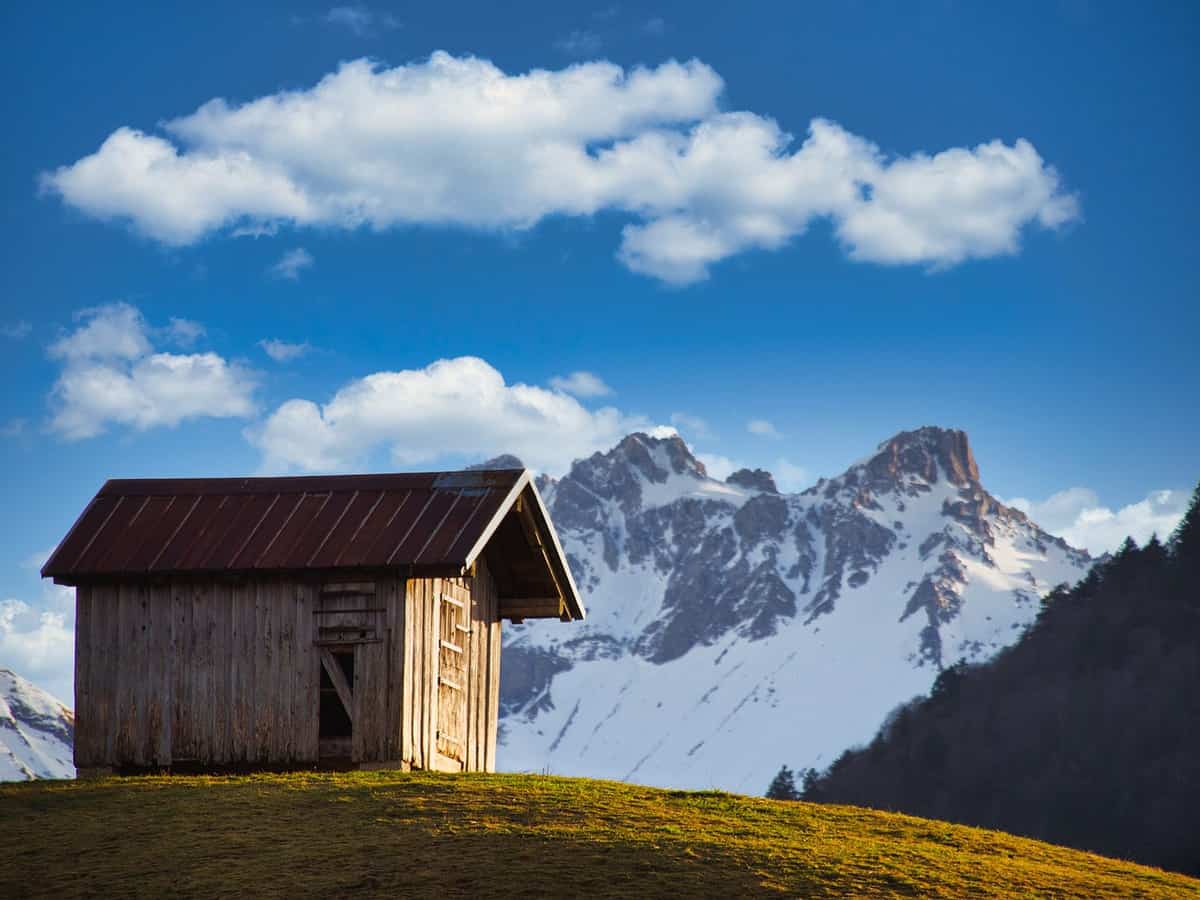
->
(2, 772), (1196, 898)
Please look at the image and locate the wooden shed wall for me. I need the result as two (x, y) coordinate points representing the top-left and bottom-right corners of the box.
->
(73, 568), (503, 773)
(74, 575), (406, 769)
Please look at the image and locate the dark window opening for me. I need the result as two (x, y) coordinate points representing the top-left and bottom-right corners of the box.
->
(319, 651), (354, 739)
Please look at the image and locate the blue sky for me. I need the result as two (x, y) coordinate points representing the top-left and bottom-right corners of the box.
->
(2, 2), (1197, 700)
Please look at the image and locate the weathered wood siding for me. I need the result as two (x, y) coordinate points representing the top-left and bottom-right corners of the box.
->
(467, 560), (502, 773)
(74, 575), (405, 769)
(74, 568), (502, 773)
(401, 577), (439, 770)
(435, 579), (470, 770)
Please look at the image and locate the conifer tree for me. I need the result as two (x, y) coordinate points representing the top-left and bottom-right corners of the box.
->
(766, 765), (800, 801)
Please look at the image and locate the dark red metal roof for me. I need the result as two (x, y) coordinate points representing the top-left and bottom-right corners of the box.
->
(43, 470), (526, 580)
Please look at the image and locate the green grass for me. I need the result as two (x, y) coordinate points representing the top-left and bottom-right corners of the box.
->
(2, 771), (1196, 898)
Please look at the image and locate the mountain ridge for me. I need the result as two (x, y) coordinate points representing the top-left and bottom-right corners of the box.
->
(0, 668), (75, 781)
(494, 425), (1095, 791)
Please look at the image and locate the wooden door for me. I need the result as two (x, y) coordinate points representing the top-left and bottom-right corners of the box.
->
(315, 582), (388, 764)
(435, 581), (470, 769)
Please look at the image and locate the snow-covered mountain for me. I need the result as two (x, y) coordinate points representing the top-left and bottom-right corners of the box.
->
(0, 668), (74, 781)
(498, 426), (1093, 793)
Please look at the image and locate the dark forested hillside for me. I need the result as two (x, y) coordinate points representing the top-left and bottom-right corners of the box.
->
(801, 484), (1200, 876)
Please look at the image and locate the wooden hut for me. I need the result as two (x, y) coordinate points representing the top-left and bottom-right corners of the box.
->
(41, 468), (584, 776)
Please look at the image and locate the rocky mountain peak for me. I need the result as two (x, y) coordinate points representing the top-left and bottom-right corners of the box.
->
(870, 427), (980, 487)
(727, 468), (778, 493)
(468, 454), (525, 470)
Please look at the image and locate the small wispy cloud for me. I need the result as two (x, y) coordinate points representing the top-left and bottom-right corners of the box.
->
(323, 5), (400, 36)
(554, 29), (603, 55)
(642, 16), (666, 35)
(747, 418), (782, 438)
(268, 248), (314, 281)
(259, 339), (311, 363)
(165, 317), (205, 346)
(1, 321), (32, 339)
(549, 371), (612, 398)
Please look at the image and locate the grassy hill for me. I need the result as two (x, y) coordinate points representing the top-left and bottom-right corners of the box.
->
(1, 772), (1196, 898)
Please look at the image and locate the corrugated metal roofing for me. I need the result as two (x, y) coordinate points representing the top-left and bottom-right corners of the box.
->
(44, 468), (519, 576)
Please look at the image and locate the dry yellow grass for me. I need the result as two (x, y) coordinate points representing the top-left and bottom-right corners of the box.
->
(1, 771), (1196, 898)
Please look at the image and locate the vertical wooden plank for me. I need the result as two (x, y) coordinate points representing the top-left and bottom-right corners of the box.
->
(304, 579), (319, 762)
(95, 584), (116, 768)
(170, 583), (190, 761)
(485, 578), (501, 774)
(291, 580), (309, 762)
(228, 582), (243, 762)
(72, 586), (90, 768)
(192, 581), (211, 765)
(113, 584), (132, 766)
(254, 580), (272, 763)
(385, 576), (403, 763)
(213, 581), (232, 764)
(277, 580), (294, 763)
(145, 583), (167, 766)
(427, 580), (439, 770)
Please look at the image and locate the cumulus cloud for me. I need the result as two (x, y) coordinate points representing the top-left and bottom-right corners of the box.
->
(747, 418), (781, 438)
(696, 452), (741, 482)
(773, 458), (811, 493)
(1, 320), (32, 339)
(1007, 487), (1190, 556)
(669, 411), (712, 439)
(247, 355), (651, 474)
(549, 370), (612, 397)
(259, 338), (311, 362)
(47, 303), (257, 439)
(41, 53), (1077, 284)
(268, 247), (314, 280)
(2, 555), (75, 703)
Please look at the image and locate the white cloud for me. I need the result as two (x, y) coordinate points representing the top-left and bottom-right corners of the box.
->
(1, 570), (76, 705)
(1007, 487), (1190, 556)
(46, 302), (257, 439)
(549, 370), (612, 397)
(1, 321), (32, 339)
(747, 418), (781, 438)
(323, 5), (400, 35)
(41, 53), (1077, 284)
(165, 316), (205, 346)
(773, 457), (811, 493)
(247, 355), (651, 474)
(669, 411), (712, 439)
(696, 452), (741, 482)
(259, 338), (311, 362)
(268, 247), (314, 280)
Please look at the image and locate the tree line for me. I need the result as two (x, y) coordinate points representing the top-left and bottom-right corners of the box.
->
(768, 483), (1200, 876)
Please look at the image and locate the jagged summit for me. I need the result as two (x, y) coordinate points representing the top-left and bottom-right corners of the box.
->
(727, 468), (778, 493)
(870, 426), (980, 487)
(499, 426), (1094, 792)
(468, 453), (525, 470)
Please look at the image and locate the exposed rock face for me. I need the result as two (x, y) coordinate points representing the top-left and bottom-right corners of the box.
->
(727, 468), (778, 493)
(468, 454), (525, 470)
(496, 427), (1095, 792)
